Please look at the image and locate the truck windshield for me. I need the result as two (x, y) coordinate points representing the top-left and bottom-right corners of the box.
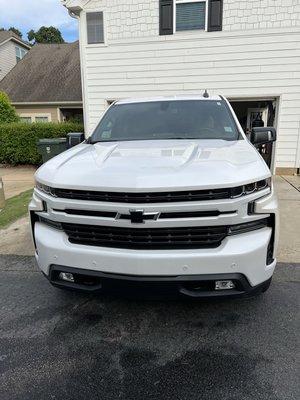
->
(90, 100), (241, 143)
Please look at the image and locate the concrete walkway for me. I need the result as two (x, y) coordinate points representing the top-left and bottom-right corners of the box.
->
(0, 170), (299, 263)
(276, 175), (300, 263)
(0, 165), (36, 199)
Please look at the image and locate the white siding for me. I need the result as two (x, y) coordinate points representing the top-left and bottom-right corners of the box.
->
(223, 0), (300, 31)
(0, 40), (17, 81)
(77, 0), (300, 169)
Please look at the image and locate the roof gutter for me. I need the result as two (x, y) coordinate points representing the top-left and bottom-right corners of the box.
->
(12, 101), (83, 106)
(61, 1), (83, 17)
(68, 7), (82, 18)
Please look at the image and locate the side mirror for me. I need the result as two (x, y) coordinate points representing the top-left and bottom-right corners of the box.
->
(250, 127), (277, 146)
(67, 132), (85, 148)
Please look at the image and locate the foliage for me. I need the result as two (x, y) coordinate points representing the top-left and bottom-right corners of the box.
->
(0, 27), (22, 37)
(0, 189), (33, 229)
(67, 115), (84, 124)
(0, 92), (19, 124)
(0, 122), (84, 165)
(8, 27), (22, 38)
(28, 26), (65, 44)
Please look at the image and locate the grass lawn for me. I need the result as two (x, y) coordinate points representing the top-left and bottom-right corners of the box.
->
(0, 189), (33, 229)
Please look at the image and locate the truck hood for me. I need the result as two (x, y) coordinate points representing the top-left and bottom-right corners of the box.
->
(36, 139), (271, 191)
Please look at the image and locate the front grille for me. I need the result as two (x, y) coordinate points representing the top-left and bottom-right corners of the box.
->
(61, 223), (228, 250)
(53, 188), (232, 203)
(53, 208), (236, 220)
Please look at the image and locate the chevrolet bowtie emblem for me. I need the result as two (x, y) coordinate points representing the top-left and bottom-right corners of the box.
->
(116, 209), (160, 224)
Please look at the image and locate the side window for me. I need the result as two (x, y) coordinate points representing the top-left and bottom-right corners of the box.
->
(86, 12), (104, 44)
(159, 0), (223, 35)
(15, 47), (27, 63)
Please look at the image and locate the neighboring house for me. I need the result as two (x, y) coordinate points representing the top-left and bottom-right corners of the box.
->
(0, 31), (31, 81)
(62, 0), (300, 175)
(0, 42), (83, 123)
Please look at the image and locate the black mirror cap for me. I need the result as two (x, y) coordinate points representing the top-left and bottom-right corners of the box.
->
(250, 127), (277, 146)
(67, 132), (85, 148)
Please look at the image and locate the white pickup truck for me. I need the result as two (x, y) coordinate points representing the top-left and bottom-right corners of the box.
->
(29, 95), (278, 298)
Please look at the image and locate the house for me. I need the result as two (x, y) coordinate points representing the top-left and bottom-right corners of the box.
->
(62, 0), (300, 175)
(0, 30), (31, 81)
(0, 41), (83, 123)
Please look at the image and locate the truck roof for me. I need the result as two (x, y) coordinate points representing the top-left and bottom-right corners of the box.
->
(116, 94), (223, 105)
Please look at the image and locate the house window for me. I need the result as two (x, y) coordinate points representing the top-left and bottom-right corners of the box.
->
(15, 46), (27, 62)
(35, 116), (49, 123)
(86, 12), (104, 44)
(175, 0), (206, 32)
(20, 116), (32, 123)
(160, 0), (223, 35)
(20, 114), (51, 123)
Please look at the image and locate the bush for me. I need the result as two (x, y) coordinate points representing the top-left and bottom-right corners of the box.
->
(0, 92), (19, 123)
(0, 122), (84, 165)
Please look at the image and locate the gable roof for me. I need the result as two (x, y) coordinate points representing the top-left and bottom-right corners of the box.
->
(0, 31), (31, 49)
(0, 42), (82, 103)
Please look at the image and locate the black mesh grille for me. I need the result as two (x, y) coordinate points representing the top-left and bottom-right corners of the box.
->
(53, 188), (231, 203)
(62, 223), (228, 250)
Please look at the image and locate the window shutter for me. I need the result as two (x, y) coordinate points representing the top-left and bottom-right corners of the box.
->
(159, 0), (173, 35)
(208, 0), (223, 32)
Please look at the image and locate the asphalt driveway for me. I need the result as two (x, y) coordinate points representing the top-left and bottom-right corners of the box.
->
(0, 255), (299, 400)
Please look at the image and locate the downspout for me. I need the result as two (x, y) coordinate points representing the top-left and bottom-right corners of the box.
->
(295, 120), (300, 175)
(67, 8), (89, 137)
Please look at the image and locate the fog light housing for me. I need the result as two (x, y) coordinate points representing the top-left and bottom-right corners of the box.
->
(59, 272), (75, 283)
(215, 280), (235, 290)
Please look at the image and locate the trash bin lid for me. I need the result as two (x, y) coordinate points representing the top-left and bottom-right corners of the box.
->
(37, 138), (67, 145)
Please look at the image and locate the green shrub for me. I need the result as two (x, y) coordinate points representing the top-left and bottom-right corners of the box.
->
(0, 92), (19, 123)
(0, 122), (84, 165)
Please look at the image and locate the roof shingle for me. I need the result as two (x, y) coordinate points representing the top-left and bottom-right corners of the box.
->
(0, 30), (30, 47)
(0, 42), (82, 103)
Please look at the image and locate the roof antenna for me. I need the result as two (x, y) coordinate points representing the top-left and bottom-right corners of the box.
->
(203, 89), (209, 98)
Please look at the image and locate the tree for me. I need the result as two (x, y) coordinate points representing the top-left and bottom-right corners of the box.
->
(0, 27), (22, 38)
(27, 26), (65, 44)
(8, 27), (22, 37)
(0, 92), (19, 123)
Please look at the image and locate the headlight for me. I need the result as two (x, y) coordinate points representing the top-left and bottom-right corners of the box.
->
(230, 178), (271, 198)
(35, 181), (56, 196)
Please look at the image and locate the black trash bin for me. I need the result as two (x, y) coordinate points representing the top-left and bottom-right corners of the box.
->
(37, 138), (67, 163)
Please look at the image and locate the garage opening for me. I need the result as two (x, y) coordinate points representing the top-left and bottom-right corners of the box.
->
(59, 107), (84, 123)
(229, 98), (278, 169)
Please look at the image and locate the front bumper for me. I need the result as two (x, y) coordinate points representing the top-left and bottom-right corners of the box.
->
(30, 183), (278, 295)
(48, 265), (272, 298)
(34, 222), (276, 288)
